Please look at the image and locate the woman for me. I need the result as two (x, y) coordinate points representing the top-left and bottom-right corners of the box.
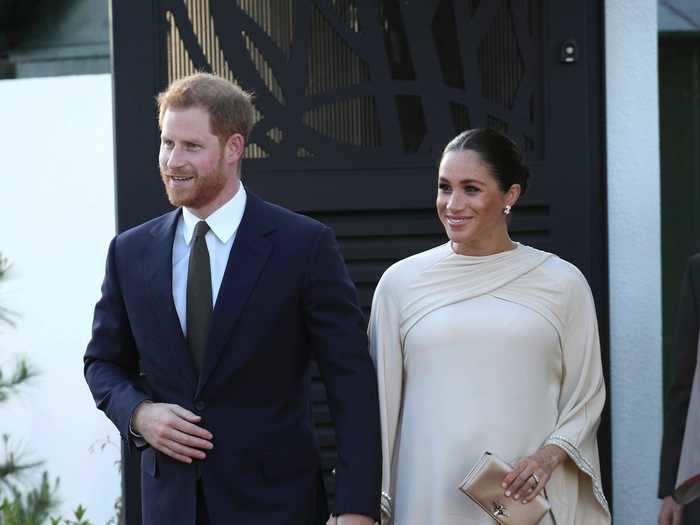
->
(368, 129), (611, 524)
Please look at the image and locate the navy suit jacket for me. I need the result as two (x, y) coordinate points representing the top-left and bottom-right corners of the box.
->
(84, 192), (382, 524)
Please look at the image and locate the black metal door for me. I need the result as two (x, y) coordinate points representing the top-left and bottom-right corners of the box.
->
(111, 1), (609, 521)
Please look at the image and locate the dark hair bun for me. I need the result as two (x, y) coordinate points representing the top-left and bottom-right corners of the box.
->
(442, 128), (529, 196)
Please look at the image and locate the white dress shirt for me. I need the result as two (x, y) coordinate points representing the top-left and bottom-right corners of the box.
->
(172, 184), (247, 336)
(129, 185), (247, 440)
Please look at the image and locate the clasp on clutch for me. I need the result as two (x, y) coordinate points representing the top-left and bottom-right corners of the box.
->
(492, 500), (510, 518)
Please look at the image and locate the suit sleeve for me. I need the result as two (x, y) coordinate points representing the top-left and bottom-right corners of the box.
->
(84, 236), (150, 439)
(659, 255), (700, 497)
(302, 225), (382, 521)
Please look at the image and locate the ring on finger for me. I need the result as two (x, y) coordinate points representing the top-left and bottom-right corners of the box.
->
(527, 475), (539, 491)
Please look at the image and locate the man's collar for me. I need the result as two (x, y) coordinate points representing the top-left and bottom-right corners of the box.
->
(181, 184), (247, 245)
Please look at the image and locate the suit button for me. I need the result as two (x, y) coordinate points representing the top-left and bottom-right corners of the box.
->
(194, 401), (206, 411)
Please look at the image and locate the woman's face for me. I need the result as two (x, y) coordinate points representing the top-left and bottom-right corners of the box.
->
(436, 150), (519, 253)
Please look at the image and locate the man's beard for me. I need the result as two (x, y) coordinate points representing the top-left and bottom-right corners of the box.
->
(160, 159), (227, 210)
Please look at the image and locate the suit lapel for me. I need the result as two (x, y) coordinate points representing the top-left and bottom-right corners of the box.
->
(196, 193), (275, 394)
(145, 209), (197, 386)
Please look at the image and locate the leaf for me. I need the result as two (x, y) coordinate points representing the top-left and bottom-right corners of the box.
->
(0, 253), (17, 328)
(0, 471), (60, 524)
(0, 359), (38, 403)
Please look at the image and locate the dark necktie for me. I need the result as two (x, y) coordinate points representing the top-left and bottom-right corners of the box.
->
(187, 220), (212, 373)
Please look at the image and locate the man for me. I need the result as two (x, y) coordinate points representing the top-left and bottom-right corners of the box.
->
(658, 253), (700, 525)
(84, 73), (381, 525)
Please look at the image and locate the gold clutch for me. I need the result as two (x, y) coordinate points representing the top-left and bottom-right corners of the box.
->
(458, 451), (551, 525)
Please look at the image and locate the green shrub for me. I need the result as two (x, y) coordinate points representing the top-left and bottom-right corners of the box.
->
(0, 253), (93, 525)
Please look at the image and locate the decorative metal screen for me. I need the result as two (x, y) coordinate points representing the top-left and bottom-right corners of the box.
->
(160, 0), (544, 165)
(154, 0), (549, 505)
(113, 0), (609, 518)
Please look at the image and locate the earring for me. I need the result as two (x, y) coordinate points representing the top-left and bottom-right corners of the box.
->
(503, 205), (512, 215)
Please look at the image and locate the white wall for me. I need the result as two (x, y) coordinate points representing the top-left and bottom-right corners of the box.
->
(0, 75), (119, 524)
(606, 1), (663, 523)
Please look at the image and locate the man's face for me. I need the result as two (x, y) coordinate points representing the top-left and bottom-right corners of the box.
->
(159, 106), (229, 216)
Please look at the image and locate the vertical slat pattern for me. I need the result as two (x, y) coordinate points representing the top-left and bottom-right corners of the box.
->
(238, 0), (294, 57)
(477, 0), (525, 110)
(242, 30), (285, 104)
(305, 5), (369, 96)
(450, 101), (471, 134)
(166, 12), (196, 83)
(302, 97), (381, 147)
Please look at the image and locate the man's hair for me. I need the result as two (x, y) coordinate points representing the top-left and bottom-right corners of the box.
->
(157, 72), (255, 143)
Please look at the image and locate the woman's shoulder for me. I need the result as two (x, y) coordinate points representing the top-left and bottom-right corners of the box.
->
(376, 243), (452, 293)
(525, 248), (592, 294)
(540, 252), (586, 278)
(515, 250), (597, 324)
(527, 246), (588, 288)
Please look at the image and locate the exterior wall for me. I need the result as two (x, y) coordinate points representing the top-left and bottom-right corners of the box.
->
(606, 1), (663, 523)
(0, 74), (118, 524)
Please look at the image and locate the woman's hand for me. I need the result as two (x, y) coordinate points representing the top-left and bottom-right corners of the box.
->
(501, 445), (567, 503)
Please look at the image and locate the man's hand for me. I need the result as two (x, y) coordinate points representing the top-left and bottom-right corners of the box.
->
(326, 514), (375, 525)
(132, 402), (213, 463)
(658, 496), (683, 525)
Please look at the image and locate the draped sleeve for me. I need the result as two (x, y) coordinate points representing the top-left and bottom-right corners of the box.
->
(543, 267), (611, 520)
(368, 270), (404, 523)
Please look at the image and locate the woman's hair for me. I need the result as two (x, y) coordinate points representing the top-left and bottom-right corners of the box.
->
(442, 128), (530, 196)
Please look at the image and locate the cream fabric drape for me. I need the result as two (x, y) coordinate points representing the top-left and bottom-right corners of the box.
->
(368, 243), (610, 524)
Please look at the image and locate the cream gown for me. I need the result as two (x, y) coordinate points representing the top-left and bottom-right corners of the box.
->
(368, 243), (611, 525)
